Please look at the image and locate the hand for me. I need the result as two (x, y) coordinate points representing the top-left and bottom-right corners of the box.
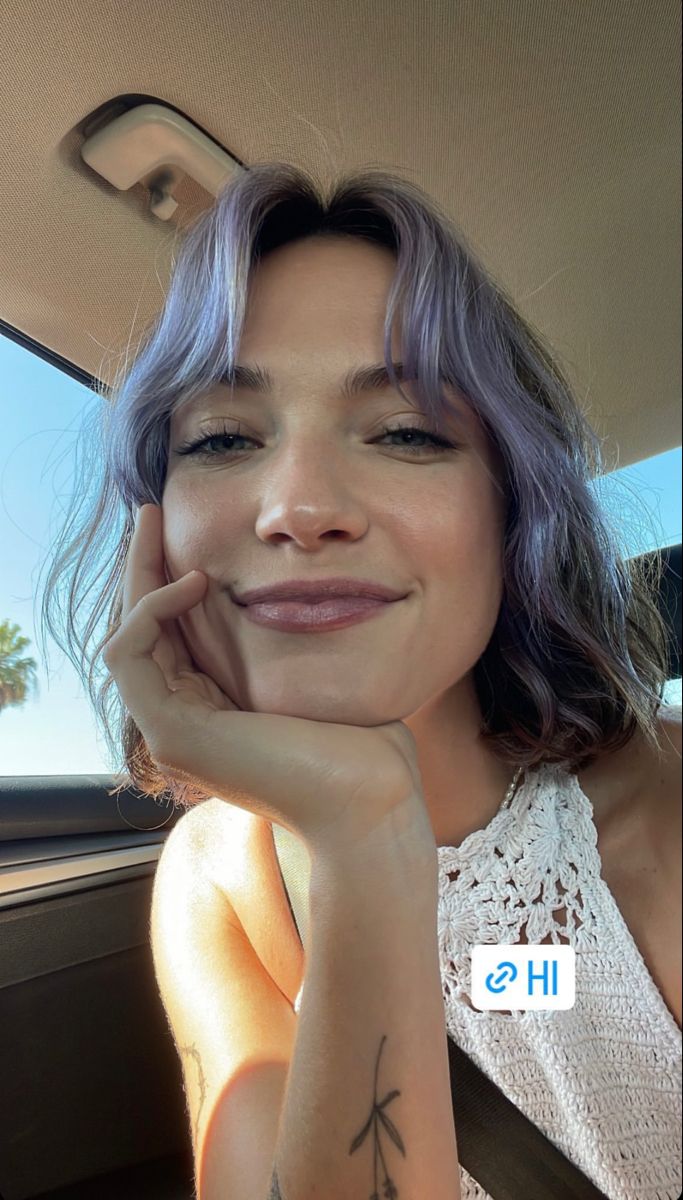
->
(102, 504), (436, 863)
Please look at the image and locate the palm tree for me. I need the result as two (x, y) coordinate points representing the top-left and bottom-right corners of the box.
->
(0, 619), (39, 713)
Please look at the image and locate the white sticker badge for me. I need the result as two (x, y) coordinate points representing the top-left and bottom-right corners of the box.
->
(471, 944), (575, 1011)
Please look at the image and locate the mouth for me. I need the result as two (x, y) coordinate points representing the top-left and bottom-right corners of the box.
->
(231, 576), (407, 605)
(234, 595), (401, 633)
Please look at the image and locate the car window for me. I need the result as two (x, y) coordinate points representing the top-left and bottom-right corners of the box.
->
(0, 329), (680, 777)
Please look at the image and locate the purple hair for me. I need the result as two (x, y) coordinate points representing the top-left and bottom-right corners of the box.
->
(38, 163), (671, 810)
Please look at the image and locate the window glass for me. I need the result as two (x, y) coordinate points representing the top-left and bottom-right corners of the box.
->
(0, 330), (680, 777)
(589, 448), (681, 707)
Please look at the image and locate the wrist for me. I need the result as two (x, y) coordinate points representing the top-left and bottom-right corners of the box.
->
(309, 791), (437, 880)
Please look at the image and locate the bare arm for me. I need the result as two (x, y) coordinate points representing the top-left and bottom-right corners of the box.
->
(268, 807), (461, 1200)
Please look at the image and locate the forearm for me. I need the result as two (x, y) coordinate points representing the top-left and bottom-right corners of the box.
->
(269, 820), (461, 1200)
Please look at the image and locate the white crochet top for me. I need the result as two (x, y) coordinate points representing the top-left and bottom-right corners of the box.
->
(289, 762), (682, 1200)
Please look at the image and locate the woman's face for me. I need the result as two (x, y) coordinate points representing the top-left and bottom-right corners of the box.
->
(162, 236), (507, 725)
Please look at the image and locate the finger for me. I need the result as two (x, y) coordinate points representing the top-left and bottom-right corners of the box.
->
(122, 503), (178, 620)
(104, 570), (207, 754)
(154, 610), (194, 677)
(122, 504), (197, 674)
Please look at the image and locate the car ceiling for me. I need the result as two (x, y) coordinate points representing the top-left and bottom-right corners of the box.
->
(1, 0), (680, 472)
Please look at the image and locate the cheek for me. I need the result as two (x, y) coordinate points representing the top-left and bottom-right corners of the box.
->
(398, 479), (503, 581)
(161, 489), (240, 578)
(401, 484), (505, 645)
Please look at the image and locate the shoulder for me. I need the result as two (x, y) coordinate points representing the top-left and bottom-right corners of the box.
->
(584, 704), (682, 1028)
(620, 704), (681, 867)
(581, 703), (681, 852)
(157, 799), (252, 905)
(656, 701), (681, 752)
(170, 797), (272, 921)
(631, 702), (680, 802)
(651, 704), (681, 837)
(613, 702), (679, 798)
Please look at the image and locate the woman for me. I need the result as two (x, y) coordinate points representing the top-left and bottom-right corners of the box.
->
(40, 163), (681, 1199)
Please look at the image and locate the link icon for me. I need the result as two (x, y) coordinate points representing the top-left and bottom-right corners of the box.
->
(471, 944), (575, 1011)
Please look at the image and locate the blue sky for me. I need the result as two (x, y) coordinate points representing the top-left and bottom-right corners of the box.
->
(0, 329), (680, 777)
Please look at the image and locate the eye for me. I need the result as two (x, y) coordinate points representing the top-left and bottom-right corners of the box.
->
(373, 421), (458, 456)
(173, 420), (459, 460)
(174, 423), (256, 459)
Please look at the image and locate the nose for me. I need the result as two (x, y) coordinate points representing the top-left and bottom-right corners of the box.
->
(253, 439), (370, 548)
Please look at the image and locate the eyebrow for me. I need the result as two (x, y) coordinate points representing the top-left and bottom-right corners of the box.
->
(220, 361), (408, 400)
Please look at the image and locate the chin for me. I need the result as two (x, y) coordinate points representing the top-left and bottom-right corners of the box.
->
(243, 687), (399, 727)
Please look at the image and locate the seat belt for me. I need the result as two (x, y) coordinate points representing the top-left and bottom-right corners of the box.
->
(272, 821), (610, 1200)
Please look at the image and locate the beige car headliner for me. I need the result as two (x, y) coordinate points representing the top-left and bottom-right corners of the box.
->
(1, 0), (680, 471)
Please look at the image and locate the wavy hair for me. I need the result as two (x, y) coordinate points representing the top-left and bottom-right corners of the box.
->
(38, 162), (673, 810)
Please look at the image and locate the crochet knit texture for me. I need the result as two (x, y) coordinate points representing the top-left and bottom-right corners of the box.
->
(291, 762), (682, 1200)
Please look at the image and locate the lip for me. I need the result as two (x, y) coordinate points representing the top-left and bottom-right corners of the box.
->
(237, 596), (400, 633)
(232, 577), (407, 605)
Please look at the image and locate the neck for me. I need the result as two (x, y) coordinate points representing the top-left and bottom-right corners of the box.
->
(403, 679), (520, 849)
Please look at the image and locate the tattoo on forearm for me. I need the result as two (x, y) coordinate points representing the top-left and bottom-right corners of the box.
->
(267, 1037), (404, 1198)
(349, 1034), (406, 1197)
(267, 1167), (283, 1198)
(178, 1041), (207, 1151)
